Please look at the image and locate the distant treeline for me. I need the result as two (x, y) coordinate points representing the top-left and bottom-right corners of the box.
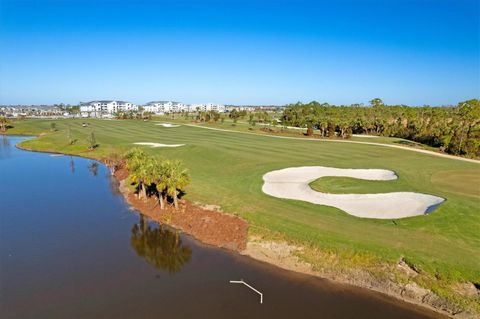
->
(281, 99), (480, 158)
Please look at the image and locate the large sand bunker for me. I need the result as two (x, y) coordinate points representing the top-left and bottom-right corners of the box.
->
(156, 123), (180, 128)
(133, 142), (184, 148)
(262, 166), (444, 219)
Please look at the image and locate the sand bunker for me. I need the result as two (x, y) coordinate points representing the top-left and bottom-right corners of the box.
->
(133, 142), (184, 148)
(156, 123), (180, 128)
(352, 134), (379, 138)
(262, 166), (444, 219)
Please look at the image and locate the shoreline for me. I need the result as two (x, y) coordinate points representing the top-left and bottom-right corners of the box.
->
(111, 169), (469, 319)
(11, 135), (478, 319)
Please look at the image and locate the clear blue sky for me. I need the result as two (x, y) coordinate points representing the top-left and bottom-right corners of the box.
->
(0, 0), (478, 106)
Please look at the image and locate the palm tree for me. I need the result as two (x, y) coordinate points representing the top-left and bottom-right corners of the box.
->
(154, 161), (169, 209)
(0, 116), (9, 132)
(161, 160), (190, 209)
(87, 131), (97, 150)
(124, 148), (150, 199)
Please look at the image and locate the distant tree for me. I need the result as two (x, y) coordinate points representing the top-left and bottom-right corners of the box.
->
(50, 122), (57, 132)
(0, 116), (9, 132)
(369, 98), (385, 108)
(67, 125), (75, 145)
(87, 131), (97, 150)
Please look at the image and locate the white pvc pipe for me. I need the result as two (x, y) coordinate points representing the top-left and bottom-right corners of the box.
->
(230, 279), (263, 304)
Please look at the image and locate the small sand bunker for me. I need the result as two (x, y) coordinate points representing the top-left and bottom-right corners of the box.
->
(262, 166), (444, 219)
(133, 142), (184, 148)
(352, 134), (379, 138)
(156, 123), (180, 128)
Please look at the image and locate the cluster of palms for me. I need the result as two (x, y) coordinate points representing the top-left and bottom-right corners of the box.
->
(281, 99), (480, 157)
(124, 148), (190, 210)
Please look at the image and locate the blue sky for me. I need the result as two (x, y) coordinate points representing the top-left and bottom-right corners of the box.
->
(0, 0), (478, 105)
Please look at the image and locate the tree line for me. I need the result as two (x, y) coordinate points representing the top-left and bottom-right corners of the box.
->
(280, 99), (480, 158)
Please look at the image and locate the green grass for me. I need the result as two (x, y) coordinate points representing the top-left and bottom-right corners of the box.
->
(155, 115), (438, 150)
(310, 176), (409, 194)
(4, 118), (480, 310)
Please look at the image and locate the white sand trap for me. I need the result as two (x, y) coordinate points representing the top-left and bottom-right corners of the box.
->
(262, 166), (444, 219)
(156, 123), (180, 128)
(133, 142), (184, 148)
(352, 134), (379, 138)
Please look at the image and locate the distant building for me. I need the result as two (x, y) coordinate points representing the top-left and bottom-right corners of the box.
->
(143, 101), (172, 114)
(188, 103), (225, 112)
(79, 100), (225, 116)
(80, 100), (137, 117)
(143, 101), (224, 114)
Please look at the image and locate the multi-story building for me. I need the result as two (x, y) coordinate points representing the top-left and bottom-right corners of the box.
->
(80, 100), (137, 117)
(188, 103), (225, 112)
(79, 100), (225, 116)
(143, 101), (174, 114)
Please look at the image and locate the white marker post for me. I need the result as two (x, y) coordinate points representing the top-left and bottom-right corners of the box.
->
(229, 279), (263, 304)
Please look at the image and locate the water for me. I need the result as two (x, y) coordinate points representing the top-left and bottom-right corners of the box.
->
(0, 135), (446, 319)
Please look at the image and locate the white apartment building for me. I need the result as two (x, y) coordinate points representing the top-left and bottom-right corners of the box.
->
(144, 101), (193, 114)
(171, 102), (186, 113)
(188, 103), (225, 112)
(80, 100), (137, 117)
(143, 101), (174, 114)
(80, 100), (225, 116)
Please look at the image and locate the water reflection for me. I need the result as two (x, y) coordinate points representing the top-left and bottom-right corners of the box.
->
(88, 161), (99, 177)
(0, 135), (11, 158)
(2, 135), (10, 147)
(130, 216), (192, 274)
(69, 156), (75, 173)
(108, 174), (122, 196)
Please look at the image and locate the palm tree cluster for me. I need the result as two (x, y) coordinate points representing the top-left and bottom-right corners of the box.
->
(124, 148), (190, 210)
(281, 99), (480, 158)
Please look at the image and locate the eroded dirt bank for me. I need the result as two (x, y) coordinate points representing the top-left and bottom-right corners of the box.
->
(114, 168), (248, 251)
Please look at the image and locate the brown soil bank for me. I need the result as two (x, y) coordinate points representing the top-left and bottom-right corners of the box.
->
(115, 168), (248, 251)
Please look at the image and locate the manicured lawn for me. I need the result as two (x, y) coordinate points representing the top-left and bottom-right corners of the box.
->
(5, 118), (480, 304)
(310, 176), (409, 194)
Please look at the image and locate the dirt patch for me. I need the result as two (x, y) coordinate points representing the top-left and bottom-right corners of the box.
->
(114, 168), (248, 251)
(453, 282), (480, 298)
(114, 167), (129, 180)
(242, 239), (313, 275)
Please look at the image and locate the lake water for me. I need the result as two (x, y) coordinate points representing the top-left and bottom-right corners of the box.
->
(0, 135), (445, 319)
